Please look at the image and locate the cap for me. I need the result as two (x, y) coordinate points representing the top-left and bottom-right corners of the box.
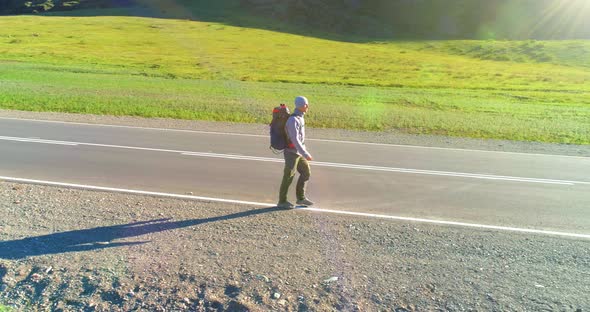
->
(295, 96), (309, 108)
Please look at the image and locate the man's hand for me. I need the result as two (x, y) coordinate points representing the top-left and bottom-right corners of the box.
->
(306, 155), (313, 161)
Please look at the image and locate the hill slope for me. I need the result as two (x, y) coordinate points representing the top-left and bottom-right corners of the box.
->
(1, 14), (589, 143)
(1, 15), (589, 88)
(1, 0), (590, 40)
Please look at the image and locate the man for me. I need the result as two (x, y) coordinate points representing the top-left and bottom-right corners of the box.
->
(277, 96), (314, 209)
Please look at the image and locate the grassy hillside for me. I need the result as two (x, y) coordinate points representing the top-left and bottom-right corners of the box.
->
(2, 0), (590, 40)
(0, 14), (589, 144)
(398, 41), (590, 68)
(2, 15), (589, 88)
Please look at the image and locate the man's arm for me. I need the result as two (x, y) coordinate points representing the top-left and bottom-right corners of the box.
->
(286, 117), (312, 160)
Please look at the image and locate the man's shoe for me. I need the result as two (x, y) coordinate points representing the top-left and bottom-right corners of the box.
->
(296, 198), (314, 206)
(277, 201), (295, 209)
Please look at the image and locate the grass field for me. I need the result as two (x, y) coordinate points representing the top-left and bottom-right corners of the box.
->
(0, 13), (589, 143)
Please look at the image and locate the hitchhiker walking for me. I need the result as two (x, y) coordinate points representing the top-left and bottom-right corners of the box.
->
(277, 96), (314, 209)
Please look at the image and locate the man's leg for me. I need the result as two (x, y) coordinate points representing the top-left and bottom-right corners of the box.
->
(278, 151), (300, 203)
(295, 157), (311, 201)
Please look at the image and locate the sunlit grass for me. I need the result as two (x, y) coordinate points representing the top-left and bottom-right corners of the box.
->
(1, 62), (588, 144)
(398, 40), (590, 68)
(0, 14), (589, 143)
(1, 15), (589, 90)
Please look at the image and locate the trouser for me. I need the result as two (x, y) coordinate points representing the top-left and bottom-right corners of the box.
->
(278, 151), (311, 203)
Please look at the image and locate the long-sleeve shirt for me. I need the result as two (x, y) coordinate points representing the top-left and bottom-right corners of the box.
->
(285, 110), (310, 159)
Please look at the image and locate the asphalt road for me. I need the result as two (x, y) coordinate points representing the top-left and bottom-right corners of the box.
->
(1, 118), (589, 235)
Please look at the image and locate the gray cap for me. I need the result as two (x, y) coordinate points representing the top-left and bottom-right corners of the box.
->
(295, 96), (309, 109)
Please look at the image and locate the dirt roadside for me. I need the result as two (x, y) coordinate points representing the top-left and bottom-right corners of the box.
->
(1, 182), (589, 311)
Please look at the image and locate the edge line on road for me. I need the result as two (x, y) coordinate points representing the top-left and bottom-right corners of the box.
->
(1, 175), (589, 240)
(1, 117), (588, 159)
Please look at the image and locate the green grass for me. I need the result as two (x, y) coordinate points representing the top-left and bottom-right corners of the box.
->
(0, 305), (11, 312)
(2, 15), (589, 89)
(0, 14), (589, 144)
(399, 40), (590, 67)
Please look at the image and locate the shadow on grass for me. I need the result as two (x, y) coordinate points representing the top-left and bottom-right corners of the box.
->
(0, 205), (284, 260)
(36, 0), (395, 43)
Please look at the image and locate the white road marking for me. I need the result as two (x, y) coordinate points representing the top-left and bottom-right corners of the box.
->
(0, 176), (268, 206)
(301, 208), (590, 239)
(0, 136), (78, 146)
(1, 117), (587, 159)
(0, 135), (586, 185)
(182, 152), (582, 185)
(1, 175), (589, 240)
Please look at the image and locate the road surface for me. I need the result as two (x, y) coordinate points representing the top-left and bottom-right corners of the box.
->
(1, 117), (589, 236)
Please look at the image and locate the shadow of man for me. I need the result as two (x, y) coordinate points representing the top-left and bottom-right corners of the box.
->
(0, 206), (284, 260)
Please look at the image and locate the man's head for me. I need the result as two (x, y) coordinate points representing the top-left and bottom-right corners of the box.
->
(295, 96), (309, 113)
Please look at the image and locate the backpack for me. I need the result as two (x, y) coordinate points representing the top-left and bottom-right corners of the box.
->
(269, 104), (292, 153)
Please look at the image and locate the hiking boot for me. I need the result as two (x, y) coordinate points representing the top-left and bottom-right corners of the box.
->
(277, 201), (295, 209)
(296, 198), (314, 206)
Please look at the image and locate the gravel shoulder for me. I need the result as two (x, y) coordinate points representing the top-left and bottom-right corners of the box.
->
(1, 110), (589, 311)
(0, 182), (589, 311)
